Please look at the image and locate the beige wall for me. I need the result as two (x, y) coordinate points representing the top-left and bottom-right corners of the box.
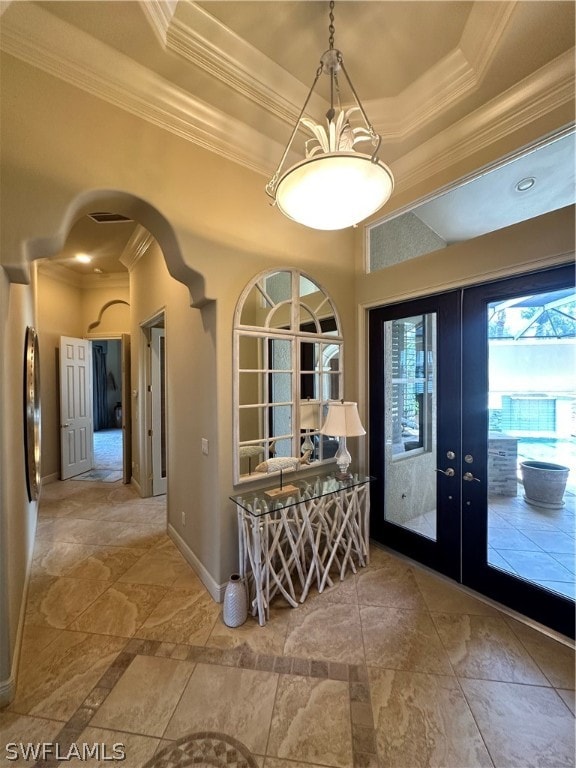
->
(36, 268), (84, 480)
(0, 51), (354, 626)
(0, 271), (37, 705)
(82, 281), (130, 338)
(356, 206), (575, 309)
(129, 242), (221, 581)
(36, 268), (131, 481)
(1, 42), (573, 705)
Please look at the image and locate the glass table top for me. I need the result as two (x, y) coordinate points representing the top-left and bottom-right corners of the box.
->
(230, 473), (374, 516)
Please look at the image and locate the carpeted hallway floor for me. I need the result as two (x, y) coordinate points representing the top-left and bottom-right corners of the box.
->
(93, 429), (123, 471)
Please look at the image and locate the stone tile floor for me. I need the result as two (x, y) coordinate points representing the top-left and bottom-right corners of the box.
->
(0, 479), (574, 767)
(403, 488), (575, 601)
(488, 490), (575, 600)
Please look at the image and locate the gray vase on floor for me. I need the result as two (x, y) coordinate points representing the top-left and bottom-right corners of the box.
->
(223, 574), (248, 627)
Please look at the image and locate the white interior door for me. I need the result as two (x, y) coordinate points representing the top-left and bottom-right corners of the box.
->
(59, 336), (93, 479)
(151, 327), (167, 495)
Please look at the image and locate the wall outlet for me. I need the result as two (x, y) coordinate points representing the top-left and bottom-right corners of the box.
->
(181, 510), (186, 527)
(201, 438), (209, 455)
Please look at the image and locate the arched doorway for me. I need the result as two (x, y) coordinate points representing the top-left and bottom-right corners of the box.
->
(30, 190), (208, 498)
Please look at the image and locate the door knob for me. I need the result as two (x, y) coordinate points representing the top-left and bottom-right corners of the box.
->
(435, 468), (455, 477)
(463, 472), (481, 482)
(60, 422), (70, 428)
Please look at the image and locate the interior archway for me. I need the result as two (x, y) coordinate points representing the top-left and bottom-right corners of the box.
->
(31, 190), (209, 499)
(24, 189), (209, 309)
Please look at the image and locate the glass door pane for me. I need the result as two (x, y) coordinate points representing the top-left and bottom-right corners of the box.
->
(384, 313), (437, 540)
(486, 287), (576, 599)
(370, 267), (574, 637)
(369, 291), (461, 581)
(462, 264), (575, 637)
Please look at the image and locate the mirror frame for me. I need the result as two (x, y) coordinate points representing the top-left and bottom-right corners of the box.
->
(23, 326), (41, 501)
(233, 269), (343, 485)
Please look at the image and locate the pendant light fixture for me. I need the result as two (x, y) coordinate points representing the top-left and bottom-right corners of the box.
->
(266, 1), (394, 230)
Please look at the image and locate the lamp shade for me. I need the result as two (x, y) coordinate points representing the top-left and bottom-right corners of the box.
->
(275, 152), (394, 230)
(300, 400), (320, 429)
(320, 401), (366, 437)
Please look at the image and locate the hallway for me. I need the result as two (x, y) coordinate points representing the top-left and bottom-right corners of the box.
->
(1, 480), (574, 767)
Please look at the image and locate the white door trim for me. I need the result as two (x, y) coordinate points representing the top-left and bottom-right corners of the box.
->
(151, 326), (167, 496)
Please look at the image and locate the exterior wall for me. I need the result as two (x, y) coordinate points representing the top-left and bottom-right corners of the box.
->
(490, 338), (575, 395)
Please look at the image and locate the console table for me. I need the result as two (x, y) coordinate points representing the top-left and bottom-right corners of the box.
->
(230, 474), (372, 626)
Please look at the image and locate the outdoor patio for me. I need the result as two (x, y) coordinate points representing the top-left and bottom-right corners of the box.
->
(489, 488), (575, 601)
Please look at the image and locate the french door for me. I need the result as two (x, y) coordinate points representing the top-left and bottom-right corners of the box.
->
(369, 264), (575, 637)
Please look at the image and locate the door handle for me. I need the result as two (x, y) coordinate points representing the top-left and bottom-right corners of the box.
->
(435, 467), (455, 477)
(463, 472), (481, 482)
(60, 422), (71, 428)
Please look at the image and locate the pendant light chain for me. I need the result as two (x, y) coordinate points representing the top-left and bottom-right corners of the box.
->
(326, 1), (337, 120)
(328, 0), (335, 49)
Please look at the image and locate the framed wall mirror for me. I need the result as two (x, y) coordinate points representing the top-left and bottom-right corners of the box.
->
(234, 269), (343, 484)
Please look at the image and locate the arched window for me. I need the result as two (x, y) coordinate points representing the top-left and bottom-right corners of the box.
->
(234, 269), (343, 483)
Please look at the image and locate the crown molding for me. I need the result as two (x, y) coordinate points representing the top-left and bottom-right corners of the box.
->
(37, 260), (83, 288)
(160, 1), (516, 143)
(460, 1), (517, 84)
(120, 225), (155, 272)
(364, 48), (475, 141)
(139, 0), (177, 47)
(165, 1), (325, 126)
(80, 272), (129, 290)
(393, 50), (576, 194)
(0, 2), (282, 176)
(38, 260), (129, 289)
(1, 2), (573, 194)
(347, 2), (517, 141)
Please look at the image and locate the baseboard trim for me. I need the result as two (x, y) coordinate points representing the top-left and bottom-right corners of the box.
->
(130, 477), (142, 495)
(168, 523), (225, 603)
(0, 511), (38, 709)
(0, 672), (16, 709)
(41, 472), (59, 486)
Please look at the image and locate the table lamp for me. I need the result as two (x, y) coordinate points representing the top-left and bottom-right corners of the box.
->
(320, 400), (365, 478)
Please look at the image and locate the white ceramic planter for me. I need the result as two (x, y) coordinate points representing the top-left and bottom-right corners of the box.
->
(520, 460), (570, 509)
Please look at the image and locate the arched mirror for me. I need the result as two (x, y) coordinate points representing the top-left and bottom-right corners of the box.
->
(234, 269), (343, 484)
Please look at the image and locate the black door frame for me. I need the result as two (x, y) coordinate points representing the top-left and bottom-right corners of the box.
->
(369, 290), (462, 581)
(461, 263), (574, 637)
(369, 263), (575, 638)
